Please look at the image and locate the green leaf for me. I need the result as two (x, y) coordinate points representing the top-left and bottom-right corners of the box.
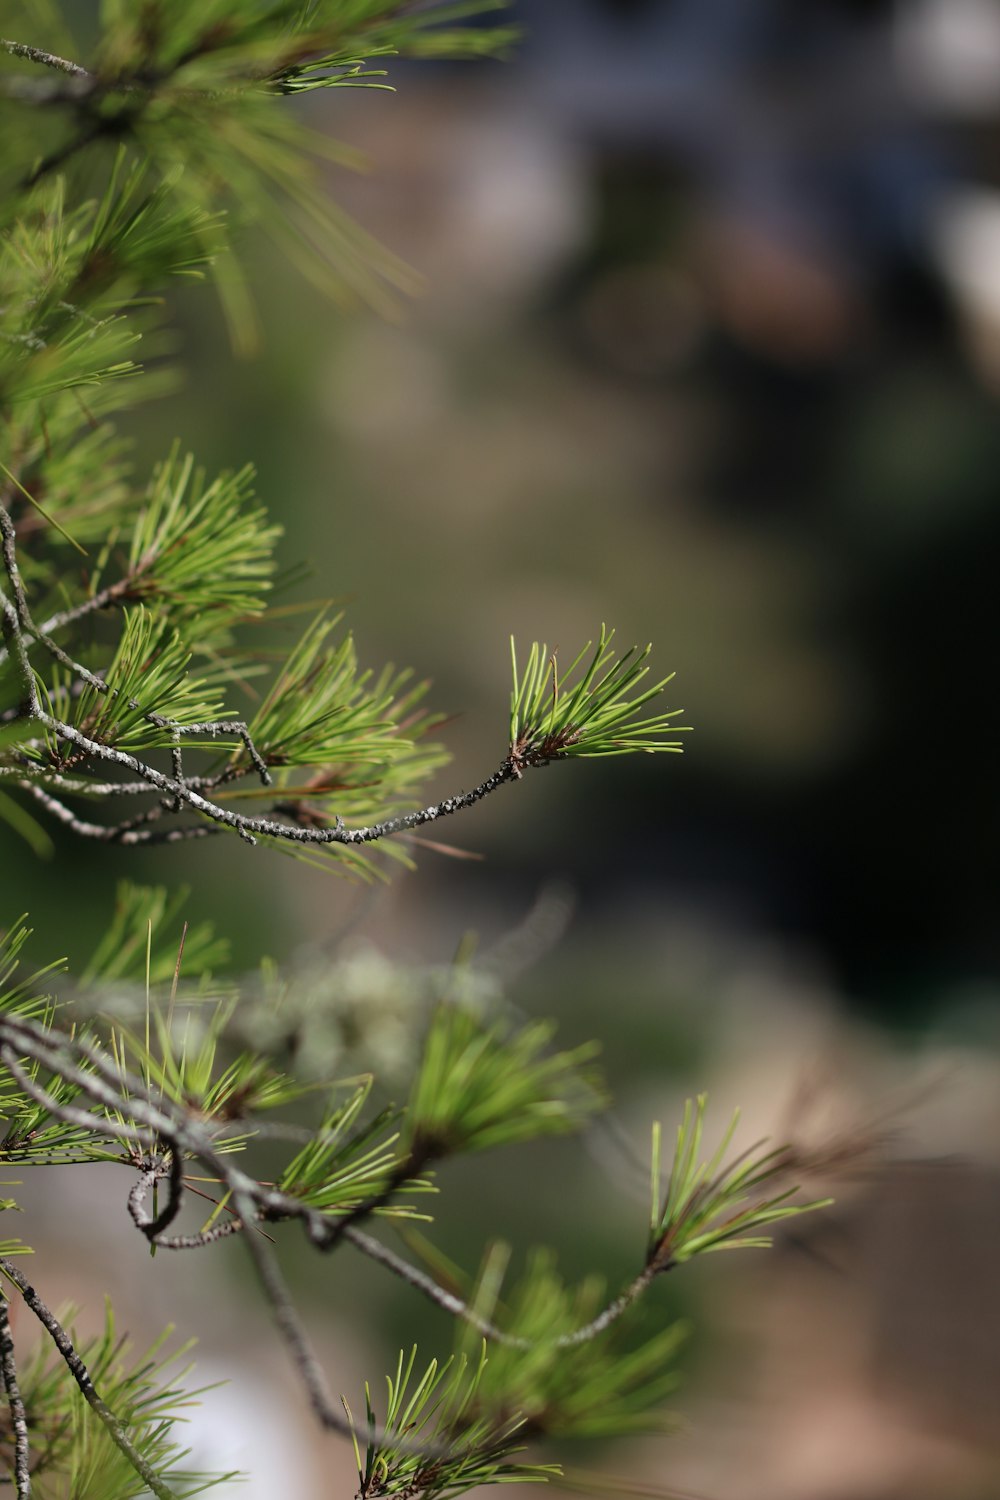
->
(0, 1053), (117, 1167)
(237, 613), (449, 877)
(0, 458), (88, 555)
(0, 917), (65, 1022)
(275, 2), (518, 93)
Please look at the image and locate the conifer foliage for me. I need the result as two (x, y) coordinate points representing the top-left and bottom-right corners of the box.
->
(0, 5), (830, 1496)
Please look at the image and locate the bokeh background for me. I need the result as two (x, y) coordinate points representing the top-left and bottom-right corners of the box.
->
(4, 1), (1000, 1496)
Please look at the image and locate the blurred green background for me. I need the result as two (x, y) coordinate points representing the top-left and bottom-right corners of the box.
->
(4, 2), (1000, 1496)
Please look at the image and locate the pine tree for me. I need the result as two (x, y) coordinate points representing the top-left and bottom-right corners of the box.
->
(0, 6), (833, 1496)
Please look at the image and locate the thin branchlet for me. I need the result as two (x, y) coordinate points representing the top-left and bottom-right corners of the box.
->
(0, 1296), (31, 1499)
(18, 781), (223, 844)
(342, 1227), (657, 1350)
(0, 37), (89, 77)
(126, 1151), (185, 1239)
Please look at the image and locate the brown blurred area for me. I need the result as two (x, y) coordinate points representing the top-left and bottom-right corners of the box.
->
(4, 1), (1000, 1495)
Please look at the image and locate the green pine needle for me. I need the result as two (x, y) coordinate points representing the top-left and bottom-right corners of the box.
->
(648, 1094), (833, 1268)
(465, 1248), (687, 1441)
(409, 1004), (607, 1159)
(346, 1341), (556, 1498)
(508, 627), (689, 770)
(126, 445), (281, 629)
(81, 881), (230, 988)
(278, 1077), (435, 1222)
(62, 606), (231, 753)
(0, 458), (87, 556)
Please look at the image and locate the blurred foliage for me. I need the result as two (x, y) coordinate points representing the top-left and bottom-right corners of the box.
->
(0, 873), (829, 1497)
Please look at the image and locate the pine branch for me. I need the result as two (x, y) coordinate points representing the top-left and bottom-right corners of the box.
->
(462, 1248), (687, 1443)
(0, 1045), (157, 1157)
(2, 942), (679, 1363)
(0, 11), (781, 1489)
(1, 503), (272, 777)
(0, 1017), (466, 1458)
(0, 40), (92, 108)
(5, 595), (685, 863)
(1, 3), (515, 317)
(0, 1258), (181, 1500)
(0, 997), (674, 1467)
(33, 579), (134, 640)
(0, 1024), (364, 1439)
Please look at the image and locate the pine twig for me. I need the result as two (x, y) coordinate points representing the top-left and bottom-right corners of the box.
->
(0, 1296), (31, 1499)
(126, 1161), (252, 1249)
(17, 782), (223, 844)
(127, 1153), (185, 1241)
(343, 1227), (657, 1350)
(152, 1219), (249, 1251)
(0, 38), (88, 77)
